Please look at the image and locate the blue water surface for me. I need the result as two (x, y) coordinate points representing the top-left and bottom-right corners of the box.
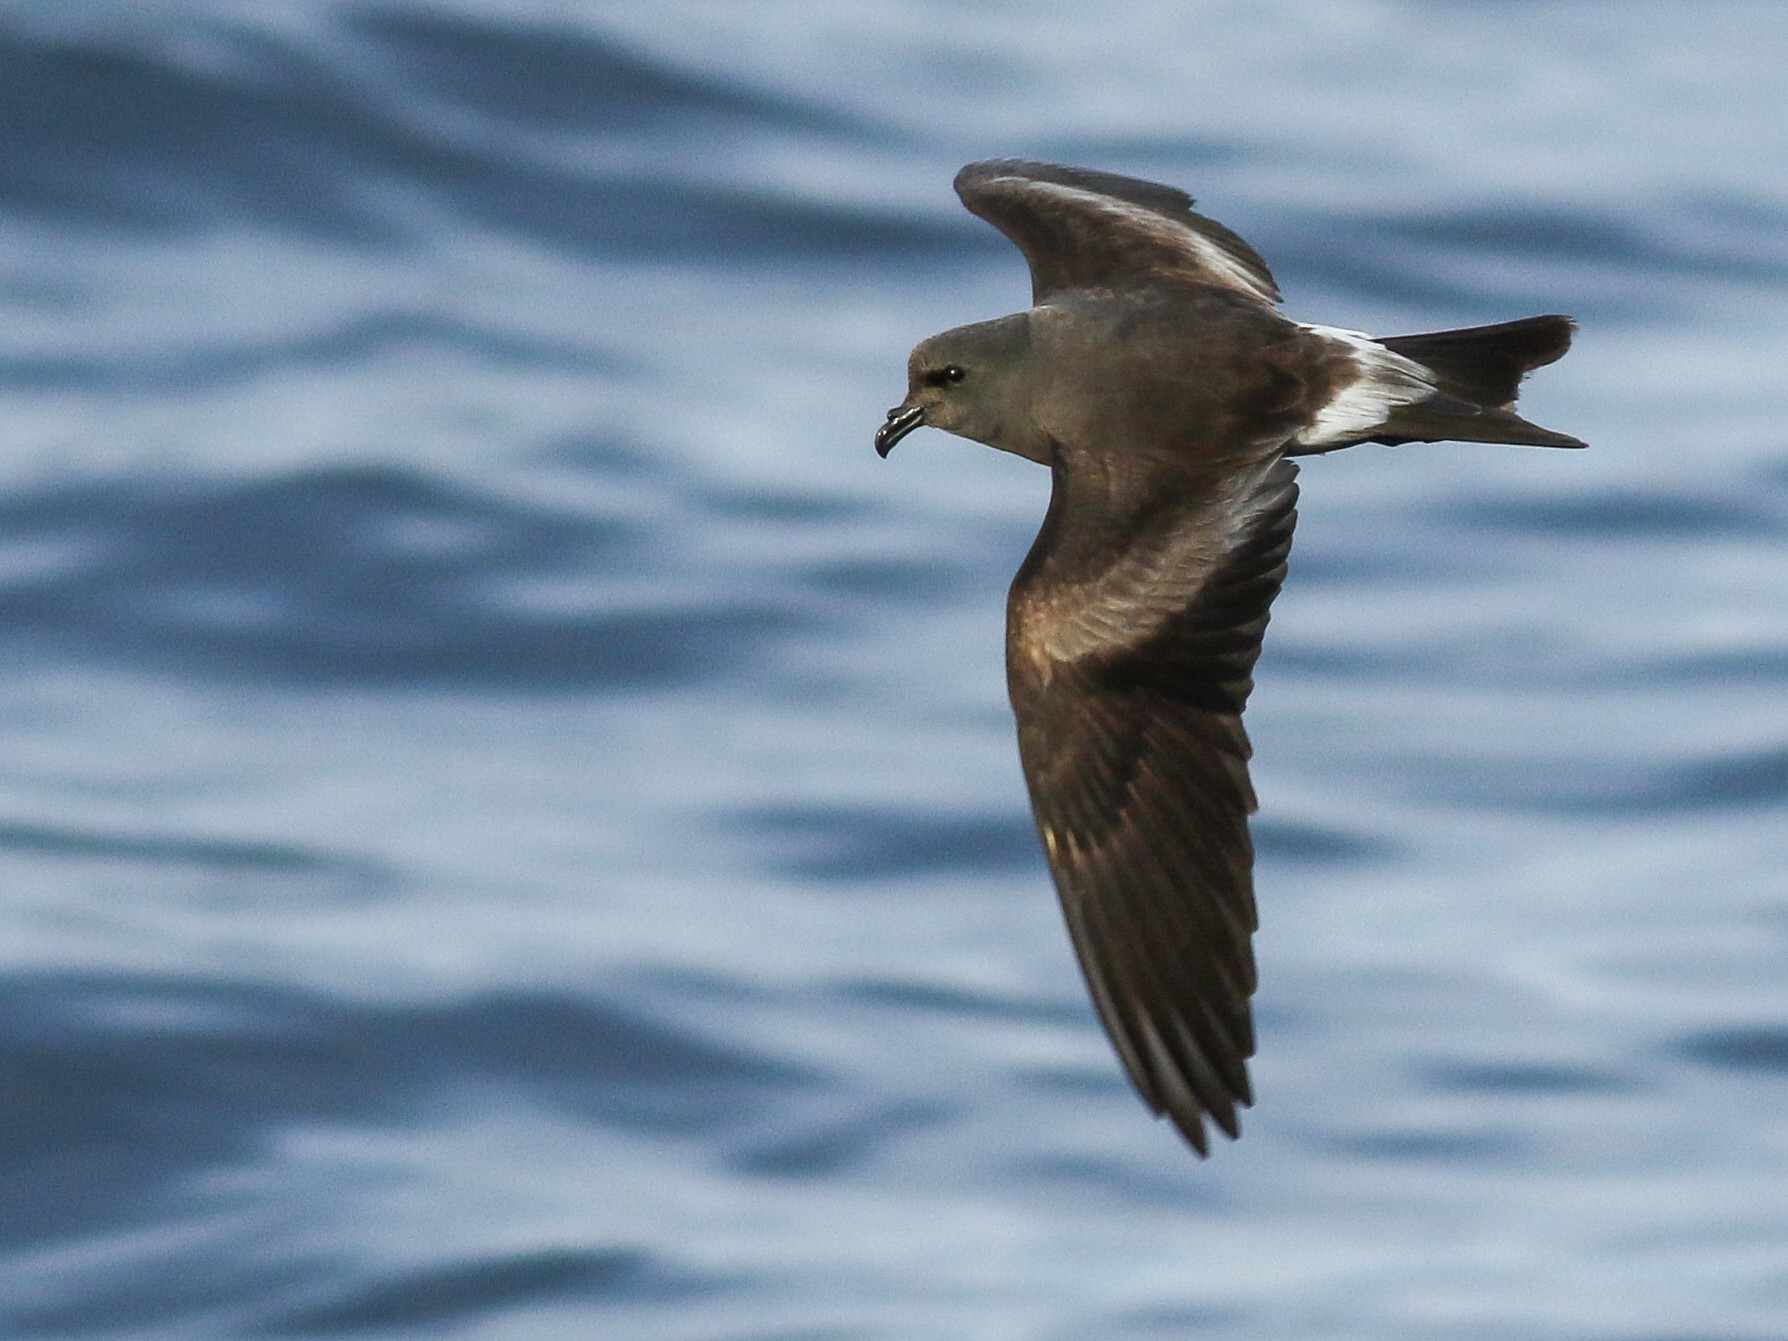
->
(1, 3), (1785, 1337)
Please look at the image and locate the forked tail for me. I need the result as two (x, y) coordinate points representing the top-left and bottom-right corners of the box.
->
(1372, 314), (1584, 449)
(1291, 314), (1585, 454)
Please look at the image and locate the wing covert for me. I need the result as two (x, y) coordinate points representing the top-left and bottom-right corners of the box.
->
(956, 159), (1281, 306)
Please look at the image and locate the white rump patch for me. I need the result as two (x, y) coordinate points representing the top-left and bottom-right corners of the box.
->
(1294, 324), (1436, 448)
(1018, 180), (1280, 304)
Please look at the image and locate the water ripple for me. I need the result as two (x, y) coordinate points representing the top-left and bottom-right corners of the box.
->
(0, 20), (958, 258)
(0, 312), (623, 393)
(737, 804), (1041, 881)
(351, 8), (873, 138)
(0, 465), (798, 688)
(0, 972), (824, 1257)
(0, 817), (384, 886)
(254, 1247), (717, 1334)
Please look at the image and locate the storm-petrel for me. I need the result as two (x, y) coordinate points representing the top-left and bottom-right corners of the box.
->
(874, 159), (1583, 1155)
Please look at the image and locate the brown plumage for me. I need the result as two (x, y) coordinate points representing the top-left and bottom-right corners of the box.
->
(874, 159), (1583, 1155)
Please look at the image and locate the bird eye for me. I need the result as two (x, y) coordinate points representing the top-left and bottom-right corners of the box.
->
(927, 364), (967, 387)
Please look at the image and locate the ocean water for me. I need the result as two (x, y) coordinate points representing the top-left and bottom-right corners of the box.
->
(0, 2), (1785, 1337)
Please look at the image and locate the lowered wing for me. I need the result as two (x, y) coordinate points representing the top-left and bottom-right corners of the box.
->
(1006, 450), (1297, 1152)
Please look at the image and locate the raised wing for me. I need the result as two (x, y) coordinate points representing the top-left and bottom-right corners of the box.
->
(956, 159), (1281, 306)
(1007, 452), (1298, 1153)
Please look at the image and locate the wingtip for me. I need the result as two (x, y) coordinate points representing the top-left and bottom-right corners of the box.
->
(954, 158), (1199, 215)
(953, 158), (1028, 197)
(1164, 1103), (1246, 1158)
(1169, 1111), (1212, 1158)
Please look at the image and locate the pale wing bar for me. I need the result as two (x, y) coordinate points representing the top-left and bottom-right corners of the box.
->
(955, 159), (1281, 306)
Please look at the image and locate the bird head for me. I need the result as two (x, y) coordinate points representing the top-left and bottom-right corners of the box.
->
(875, 315), (1045, 462)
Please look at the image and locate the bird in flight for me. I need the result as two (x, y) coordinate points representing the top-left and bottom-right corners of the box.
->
(875, 159), (1582, 1155)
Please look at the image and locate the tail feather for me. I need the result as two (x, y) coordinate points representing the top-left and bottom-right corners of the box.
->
(1289, 313), (1585, 456)
(1378, 314), (1575, 411)
(1370, 392), (1586, 449)
(1373, 313), (1582, 450)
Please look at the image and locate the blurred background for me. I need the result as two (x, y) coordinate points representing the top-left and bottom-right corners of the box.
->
(0, 1), (1783, 1337)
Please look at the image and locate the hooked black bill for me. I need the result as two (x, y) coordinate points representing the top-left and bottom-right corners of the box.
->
(875, 404), (925, 457)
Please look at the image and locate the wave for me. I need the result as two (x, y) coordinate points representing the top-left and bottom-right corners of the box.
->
(0, 14), (965, 260)
(4, 12), (1777, 303)
(0, 464), (804, 689)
